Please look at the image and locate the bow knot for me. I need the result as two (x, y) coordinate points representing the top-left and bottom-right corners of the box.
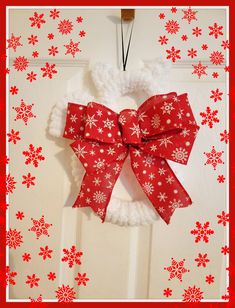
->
(63, 92), (199, 224)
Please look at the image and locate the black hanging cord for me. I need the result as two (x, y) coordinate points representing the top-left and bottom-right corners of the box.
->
(121, 18), (134, 71)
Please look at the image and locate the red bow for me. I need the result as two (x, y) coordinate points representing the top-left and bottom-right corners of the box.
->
(63, 92), (199, 224)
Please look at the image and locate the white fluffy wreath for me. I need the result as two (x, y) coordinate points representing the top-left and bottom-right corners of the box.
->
(49, 59), (185, 226)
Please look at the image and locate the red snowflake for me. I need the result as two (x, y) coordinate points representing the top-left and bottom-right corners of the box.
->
(76, 16), (83, 23)
(50, 9), (60, 19)
(212, 72), (219, 78)
(79, 30), (86, 37)
(200, 106), (220, 128)
(205, 275), (215, 284)
(6, 266), (17, 286)
(48, 272), (56, 281)
(192, 62), (208, 79)
(7, 129), (21, 144)
(182, 285), (204, 302)
(7, 33), (22, 52)
(181, 34), (188, 41)
(190, 221), (214, 243)
(64, 39), (81, 58)
(188, 48), (197, 58)
(23, 144), (45, 167)
(210, 51), (224, 65)
(171, 7), (177, 13)
(61, 245), (83, 268)
(163, 288), (172, 298)
(6, 174), (16, 194)
(220, 129), (229, 143)
(164, 258), (190, 282)
(217, 175), (226, 183)
(13, 56), (29, 71)
(29, 294), (42, 302)
(201, 44), (208, 50)
(16, 211), (25, 220)
(58, 19), (73, 35)
(10, 86), (18, 95)
(166, 46), (181, 62)
(165, 20), (180, 34)
(32, 50), (39, 58)
(195, 253), (210, 267)
(22, 253), (31, 262)
(221, 245), (229, 255)
(22, 173), (36, 188)
(48, 33), (54, 40)
(217, 211), (229, 226)
(26, 71), (37, 83)
(159, 13), (165, 19)
(55, 285), (76, 302)
(158, 35), (168, 45)
(221, 40), (229, 50)
(12, 99), (36, 125)
(28, 215), (52, 239)
(209, 23), (223, 39)
(28, 34), (38, 45)
(29, 12), (46, 29)
(210, 88), (223, 102)
(182, 7), (198, 24)
(48, 45), (59, 56)
(192, 27), (202, 37)
(41, 62), (57, 79)
(26, 273), (40, 288)
(204, 146), (224, 170)
(6, 228), (23, 249)
(75, 272), (89, 286)
(39, 246), (53, 260)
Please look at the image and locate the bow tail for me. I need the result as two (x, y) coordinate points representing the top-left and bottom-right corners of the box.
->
(130, 148), (192, 224)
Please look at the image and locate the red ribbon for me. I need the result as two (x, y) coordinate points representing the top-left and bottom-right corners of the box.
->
(63, 92), (200, 224)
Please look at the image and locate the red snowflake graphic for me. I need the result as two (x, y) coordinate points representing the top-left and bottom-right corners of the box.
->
(26, 273), (40, 288)
(64, 39), (81, 58)
(48, 45), (59, 56)
(204, 146), (224, 170)
(61, 245), (83, 268)
(188, 48), (197, 58)
(195, 253), (210, 267)
(10, 86), (19, 95)
(76, 16), (83, 23)
(192, 27), (202, 37)
(7, 129), (21, 144)
(79, 30), (86, 37)
(217, 175), (226, 183)
(29, 12), (46, 29)
(6, 174), (16, 194)
(166, 46), (181, 62)
(6, 228), (23, 249)
(22, 173), (36, 188)
(182, 7), (197, 24)
(58, 19), (73, 35)
(220, 129), (229, 144)
(7, 33), (22, 52)
(12, 99), (36, 125)
(200, 106), (220, 128)
(182, 285), (204, 302)
(29, 294), (42, 302)
(210, 88), (223, 102)
(212, 72), (219, 78)
(28, 34), (38, 45)
(221, 246), (229, 255)
(210, 51), (224, 65)
(158, 35), (168, 45)
(28, 215), (52, 239)
(50, 9), (60, 19)
(217, 211), (229, 226)
(16, 211), (25, 220)
(39, 246), (53, 260)
(192, 62), (208, 79)
(75, 273), (89, 286)
(181, 34), (188, 41)
(32, 50), (39, 58)
(55, 285), (76, 302)
(6, 266), (17, 286)
(41, 62), (57, 79)
(26, 71), (37, 83)
(23, 144), (45, 167)
(159, 13), (165, 19)
(48, 272), (56, 281)
(190, 221), (214, 243)
(209, 23), (223, 39)
(22, 253), (31, 262)
(164, 258), (190, 282)
(13, 56), (29, 71)
(171, 7), (177, 13)
(205, 275), (215, 284)
(48, 33), (54, 40)
(221, 40), (229, 50)
(165, 20), (180, 34)
(163, 288), (172, 298)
